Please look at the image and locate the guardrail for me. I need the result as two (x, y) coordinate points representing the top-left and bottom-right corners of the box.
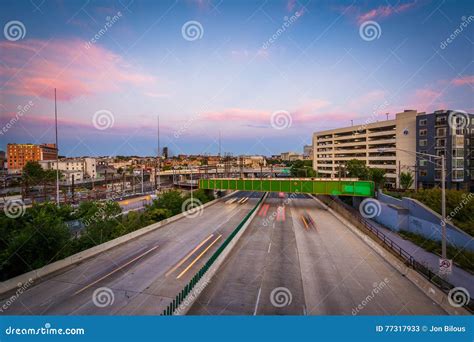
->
(161, 193), (266, 315)
(319, 195), (474, 313)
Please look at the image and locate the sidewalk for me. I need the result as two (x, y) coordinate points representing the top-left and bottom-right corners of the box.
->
(367, 218), (474, 296)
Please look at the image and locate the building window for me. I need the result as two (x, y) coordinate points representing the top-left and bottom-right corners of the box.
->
(419, 119), (427, 126)
(419, 139), (427, 147)
(419, 129), (427, 136)
(420, 170), (428, 177)
(436, 128), (446, 137)
(436, 139), (446, 147)
(419, 159), (427, 167)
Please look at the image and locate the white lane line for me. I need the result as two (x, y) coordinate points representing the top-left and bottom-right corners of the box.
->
(74, 245), (159, 295)
(267, 242), (272, 253)
(253, 287), (262, 316)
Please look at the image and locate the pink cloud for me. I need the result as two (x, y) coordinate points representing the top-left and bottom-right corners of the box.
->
(202, 100), (333, 126)
(357, 2), (415, 24)
(287, 0), (296, 12)
(451, 75), (474, 86)
(410, 88), (447, 112)
(0, 39), (156, 101)
(336, 2), (417, 25)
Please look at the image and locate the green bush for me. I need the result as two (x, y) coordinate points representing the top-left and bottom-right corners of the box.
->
(399, 230), (474, 273)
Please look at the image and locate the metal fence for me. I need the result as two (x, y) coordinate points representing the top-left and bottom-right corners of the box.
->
(320, 195), (473, 313)
(161, 193), (266, 315)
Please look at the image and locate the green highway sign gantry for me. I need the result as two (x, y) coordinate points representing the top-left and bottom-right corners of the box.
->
(199, 178), (374, 197)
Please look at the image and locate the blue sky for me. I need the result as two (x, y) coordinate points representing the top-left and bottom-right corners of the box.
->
(1, 0), (473, 157)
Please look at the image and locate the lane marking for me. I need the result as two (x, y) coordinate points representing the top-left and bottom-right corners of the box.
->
(253, 287), (262, 316)
(176, 235), (222, 279)
(74, 245), (159, 295)
(165, 234), (214, 277)
(267, 242), (272, 253)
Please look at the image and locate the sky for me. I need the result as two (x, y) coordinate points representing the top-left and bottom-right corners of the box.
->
(0, 0), (473, 157)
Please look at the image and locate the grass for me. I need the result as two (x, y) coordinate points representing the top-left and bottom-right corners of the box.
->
(382, 188), (474, 236)
(398, 230), (474, 273)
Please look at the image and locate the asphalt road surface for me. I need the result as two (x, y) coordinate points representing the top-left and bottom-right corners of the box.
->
(188, 193), (446, 315)
(0, 192), (260, 315)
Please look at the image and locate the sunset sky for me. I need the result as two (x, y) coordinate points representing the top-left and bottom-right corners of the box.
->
(1, 0), (473, 157)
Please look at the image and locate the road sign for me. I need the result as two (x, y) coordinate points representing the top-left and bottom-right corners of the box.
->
(439, 258), (452, 275)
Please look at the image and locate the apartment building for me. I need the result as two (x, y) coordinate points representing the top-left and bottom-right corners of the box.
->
(280, 152), (303, 161)
(39, 157), (97, 183)
(313, 110), (418, 188)
(7, 143), (58, 173)
(416, 110), (474, 191)
(303, 145), (313, 160)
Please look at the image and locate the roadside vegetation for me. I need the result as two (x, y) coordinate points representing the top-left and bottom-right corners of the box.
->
(384, 188), (474, 236)
(0, 189), (214, 281)
(399, 230), (474, 273)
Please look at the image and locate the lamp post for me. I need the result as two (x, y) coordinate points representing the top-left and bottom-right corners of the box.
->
(378, 147), (447, 259)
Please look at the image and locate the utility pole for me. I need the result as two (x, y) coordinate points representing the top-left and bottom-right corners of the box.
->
(54, 88), (60, 207)
(190, 165), (193, 203)
(141, 168), (144, 194)
(218, 130), (221, 158)
(157, 115), (161, 192)
(441, 155), (446, 259)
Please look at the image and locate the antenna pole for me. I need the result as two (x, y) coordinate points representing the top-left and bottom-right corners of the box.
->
(54, 88), (59, 207)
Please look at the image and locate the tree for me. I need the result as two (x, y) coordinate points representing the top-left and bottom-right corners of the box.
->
(400, 171), (414, 190)
(145, 208), (172, 222)
(345, 159), (369, 180)
(149, 190), (184, 215)
(369, 168), (386, 190)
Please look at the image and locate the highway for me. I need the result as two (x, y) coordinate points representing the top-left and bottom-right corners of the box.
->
(0, 192), (260, 315)
(188, 193), (446, 315)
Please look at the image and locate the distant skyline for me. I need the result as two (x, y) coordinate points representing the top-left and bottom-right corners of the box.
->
(1, 0), (473, 157)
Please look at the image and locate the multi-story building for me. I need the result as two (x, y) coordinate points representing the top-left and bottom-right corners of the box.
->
(313, 110), (418, 188)
(39, 157), (97, 183)
(416, 110), (474, 191)
(237, 155), (267, 168)
(280, 152), (303, 161)
(0, 151), (5, 171)
(7, 143), (57, 173)
(303, 145), (313, 160)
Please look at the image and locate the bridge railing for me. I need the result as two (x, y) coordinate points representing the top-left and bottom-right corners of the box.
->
(319, 195), (473, 313)
(161, 193), (266, 315)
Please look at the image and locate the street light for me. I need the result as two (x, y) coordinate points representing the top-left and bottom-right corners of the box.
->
(378, 147), (447, 260)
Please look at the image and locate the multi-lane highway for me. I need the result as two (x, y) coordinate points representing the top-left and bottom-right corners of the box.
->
(188, 193), (446, 315)
(0, 192), (260, 315)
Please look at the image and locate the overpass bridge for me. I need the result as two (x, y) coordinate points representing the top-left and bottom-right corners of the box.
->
(199, 178), (375, 197)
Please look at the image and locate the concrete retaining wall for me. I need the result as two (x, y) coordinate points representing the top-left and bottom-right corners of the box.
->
(375, 192), (474, 251)
(315, 196), (470, 315)
(175, 192), (268, 315)
(0, 191), (237, 296)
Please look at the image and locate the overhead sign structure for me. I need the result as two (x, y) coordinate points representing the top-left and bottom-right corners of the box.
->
(199, 178), (375, 197)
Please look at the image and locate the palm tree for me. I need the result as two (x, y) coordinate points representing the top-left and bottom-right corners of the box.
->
(400, 171), (414, 190)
